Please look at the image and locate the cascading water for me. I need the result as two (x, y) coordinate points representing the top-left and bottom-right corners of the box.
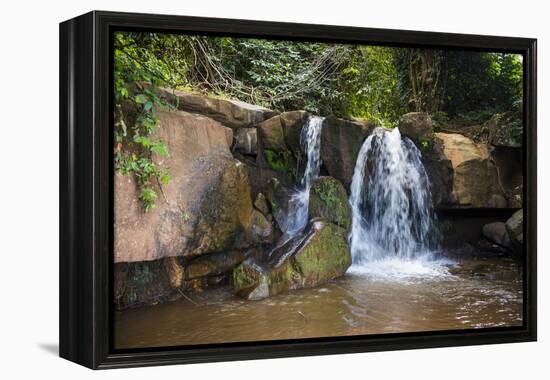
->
(283, 115), (324, 237)
(348, 127), (445, 278)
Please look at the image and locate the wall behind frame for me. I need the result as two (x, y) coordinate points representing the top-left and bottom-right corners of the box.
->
(0, 0), (546, 379)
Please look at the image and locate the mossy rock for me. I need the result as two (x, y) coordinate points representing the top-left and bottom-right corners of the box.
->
(262, 148), (298, 184)
(308, 176), (352, 232)
(233, 220), (351, 300)
(114, 259), (174, 309)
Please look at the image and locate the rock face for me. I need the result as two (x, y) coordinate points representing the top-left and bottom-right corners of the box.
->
(321, 116), (376, 189)
(506, 209), (524, 253)
(255, 112), (310, 185)
(482, 222), (512, 250)
(490, 146), (523, 208)
(399, 112), (434, 143)
(114, 260), (175, 309)
(435, 132), (505, 207)
(248, 209), (274, 244)
(156, 87), (278, 129)
(421, 137), (455, 207)
(264, 177), (294, 233)
(280, 110), (310, 152)
(257, 115), (287, 151)
(233, 220), (351, 300)
(253, 193), (270, 216)
(308, 177), (351, 231)
(114, 109), (254, 263)
(233, 128), (258, 155)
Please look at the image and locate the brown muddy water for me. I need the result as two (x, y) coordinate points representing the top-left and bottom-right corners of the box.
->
(114, 256), (523, 349)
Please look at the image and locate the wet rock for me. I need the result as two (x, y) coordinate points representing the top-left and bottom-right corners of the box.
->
(114, 260), (175, 309)
(264, 178), (294, 233)
(233, 128), (258, 155)
(164, 256), (185, 289)
(186, 159), (254, 256)
(280, 110), (309, 152)
(421, 137), (455, 207)
(399, 112), (434, 144)
(256, 129), (300, 184)
(254, 192), (270, 216)
(114, 109), (253, 263)
(185, 250), (248, 280)
(155, 86), (278, 129)
(487, 111), (523, 148)
(482, 222), (512, 250)
(249, 209), (274, 244)
(435, 132), (506, 207)
(308, 177), (351, 231)
(506, 209), (523, 254)
(321, 116), (376, 189)
(233, 220), (351, 300)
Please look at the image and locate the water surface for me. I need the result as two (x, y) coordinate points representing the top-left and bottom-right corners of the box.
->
(114, 256), (523, 349)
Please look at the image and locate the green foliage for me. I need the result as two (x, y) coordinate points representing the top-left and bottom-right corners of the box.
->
(114, 32), (177, 212)
(314, 180), (341, 210)
(431, 111), (449, 131)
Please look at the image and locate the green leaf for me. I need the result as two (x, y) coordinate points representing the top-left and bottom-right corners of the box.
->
(134, 94), (148, 104)
(160, 173), (170, 185)
(150, 142), (169, 156)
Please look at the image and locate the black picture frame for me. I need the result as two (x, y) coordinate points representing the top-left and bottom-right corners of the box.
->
(59, 10), (537, 369)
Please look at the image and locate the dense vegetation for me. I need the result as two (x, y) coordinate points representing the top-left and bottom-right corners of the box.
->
(114, 31), (523, 211)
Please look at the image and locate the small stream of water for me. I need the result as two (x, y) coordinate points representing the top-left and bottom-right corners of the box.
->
(282, 116), (324, 237)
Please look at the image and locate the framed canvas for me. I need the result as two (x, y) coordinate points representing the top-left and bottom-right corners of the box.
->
(59, 11), (537, 369)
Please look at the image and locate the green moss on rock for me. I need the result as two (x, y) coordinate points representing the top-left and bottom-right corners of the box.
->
(233, 220), (351, 300)
(308, 177), (352, 231)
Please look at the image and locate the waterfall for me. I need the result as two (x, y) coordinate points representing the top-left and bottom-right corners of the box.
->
(348, 127), (437, 266)
(283, 115), (325, 237)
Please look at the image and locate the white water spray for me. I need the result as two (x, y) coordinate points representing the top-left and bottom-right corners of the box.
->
(348, 127), (446, 279)
(284, 116), (324, 236)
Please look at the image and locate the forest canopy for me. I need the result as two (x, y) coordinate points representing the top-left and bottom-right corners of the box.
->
(114, 31), (523, 127)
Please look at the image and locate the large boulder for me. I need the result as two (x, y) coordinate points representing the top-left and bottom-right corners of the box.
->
(233, 220), (351, 300)
(321, 116), (377, 189)
(257, 115), (287, 151)
(156, 87), (278, 129)
(399, 112), (434, 144)
(421, 137), (455, 207)
(184, 250), (248, 280)
(435, 132), (506, 207)
(482, 222), (512, 250)
(114, 109), (254, 263)
(487, 111), (523, 148)
(308, 177), (351, 231)
(506, 209), (523, 253)
(280, 110), (310, 152)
